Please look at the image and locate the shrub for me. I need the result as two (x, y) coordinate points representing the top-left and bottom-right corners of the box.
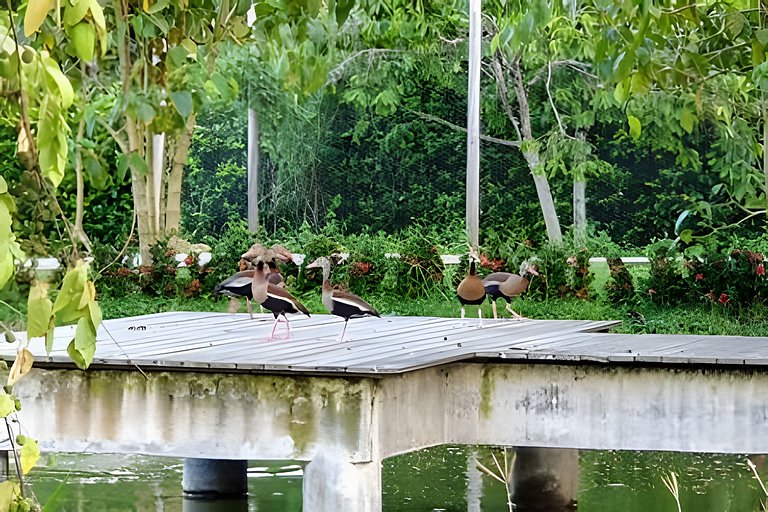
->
(604, 257), (635, 304)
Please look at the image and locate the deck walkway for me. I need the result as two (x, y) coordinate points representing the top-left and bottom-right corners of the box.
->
(5, 312), (768, 373)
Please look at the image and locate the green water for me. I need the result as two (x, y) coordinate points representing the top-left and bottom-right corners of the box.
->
(26, 447), (766, 511)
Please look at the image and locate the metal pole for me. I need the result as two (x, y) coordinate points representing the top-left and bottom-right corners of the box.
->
(247, 107), (260, 233)
(466, 0), (481, 252)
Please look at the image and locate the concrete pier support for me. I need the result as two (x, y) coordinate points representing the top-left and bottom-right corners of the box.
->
(512, 447), (579, 511)
(302, 451), (382, 512)
(182, 459), (248, 499)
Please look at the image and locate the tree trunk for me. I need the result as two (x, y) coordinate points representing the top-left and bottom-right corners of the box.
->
(508, 56), (563, 244)
(763, 100), (767, 213)
(465, 0), (481, 252)
(247, 108), (260, 233)
(73, 117), (92, 253)
(165, 114), (196, 235)
(573, 179), (587, 248)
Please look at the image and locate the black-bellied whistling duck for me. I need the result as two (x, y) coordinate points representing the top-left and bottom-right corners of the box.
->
(251, 260), (310, 339)
(457, 250), (486, 327)
(306, 257), (380, 342)
(483, 259), (539, 320)
(215, 270), (259, 318)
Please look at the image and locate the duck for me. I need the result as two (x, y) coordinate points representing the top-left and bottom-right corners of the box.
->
(214, 269), (259, 318)
(456, 250), (486, 327)
(305, 257), (380, 342)
(482, 259), (539, 320)
(251, 259), (310, 339)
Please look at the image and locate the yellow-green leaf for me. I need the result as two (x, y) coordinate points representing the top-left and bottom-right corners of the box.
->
(0, 394), (14, 418)
(613, 79), (630, 104)
(70, 21), (95, 61)
(67, 316), (96, 369)
(0, 481), (14, 511)
(18, 436), (40, 475)
(53, 262), (88, 324)
(7, 349), (34, 387)
(45, 316), (55, 353)
(628, 115), (641, 140)
(43, 56), (74, 108)
(88, 299), (102, 329)
(0, 201), (14, 289)
(27, 281), (53, 338)
(24, 0), (53, 36)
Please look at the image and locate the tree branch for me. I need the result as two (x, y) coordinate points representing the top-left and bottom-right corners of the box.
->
(404, 108), (521, 147)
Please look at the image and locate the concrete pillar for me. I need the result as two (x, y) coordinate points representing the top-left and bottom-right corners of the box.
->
(512, 447), (579, 511)
(182, 458), (248, 499)
(302, 450), (381, 512)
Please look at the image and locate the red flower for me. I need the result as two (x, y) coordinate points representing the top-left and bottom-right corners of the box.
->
(757, 264), (765, 276)
(184, 255), (195, 266)
(718, 293), (729, 305)
(695, 273), (704, 281)
(648, 288), (656, 296)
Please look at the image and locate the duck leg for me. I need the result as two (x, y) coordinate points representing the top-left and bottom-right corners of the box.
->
(491, 300), (498, 320)
(477, 308), (483, 328)
(268, 316), (281, 339)
(338, 319), (350, 342)
(246, 298), (253, 319)
(460, 307), (466, 319)
(505, 304), (526, 320)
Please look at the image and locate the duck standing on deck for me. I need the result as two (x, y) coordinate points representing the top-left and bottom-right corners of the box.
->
(456, 250), (486, 327)
(306, 257), (380, 342)
(251, 259), (310, 339)
(482, 259), (539, 320)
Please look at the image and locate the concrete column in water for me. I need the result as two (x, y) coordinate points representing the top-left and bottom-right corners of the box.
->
(512, 447), (579, 511)
(302, 450), (382, 512)
(182, 458), (248, 499)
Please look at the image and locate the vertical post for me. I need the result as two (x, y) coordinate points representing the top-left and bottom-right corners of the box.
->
(247, 107), (260, 233)
(466, 0), (482, 252)
(151, 132), (165, 234)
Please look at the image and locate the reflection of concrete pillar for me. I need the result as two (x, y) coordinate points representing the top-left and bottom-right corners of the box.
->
(466, 449), (483, 512)
(512, 447), (579, 511)
(182, 459), (248, 499)
(303, 450), (381, 512)
(182, 497), (248, 512)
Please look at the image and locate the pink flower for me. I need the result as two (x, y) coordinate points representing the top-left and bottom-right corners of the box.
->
(706, 290), (715, 302)
(566, 256), (578, 267)
(648, 288), (656, 296)
(695, 273), (704, 281)
(757, 264), (765, 276)
(718, 293), (729, 305)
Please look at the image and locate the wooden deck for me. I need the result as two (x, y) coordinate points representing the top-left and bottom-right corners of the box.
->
(6, 312), (768, 375)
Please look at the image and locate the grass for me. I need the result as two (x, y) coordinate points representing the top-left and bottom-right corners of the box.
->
(92, 289), (768, 337)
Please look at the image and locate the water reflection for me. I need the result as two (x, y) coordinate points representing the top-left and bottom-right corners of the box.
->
(25, 448), (768, 511)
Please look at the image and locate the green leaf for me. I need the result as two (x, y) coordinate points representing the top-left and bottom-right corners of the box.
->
(18, 436), (40, 475)
(680, 107), (695, 134)
(0, 394), (14, 418)
(614, 79), (629, 104)
(335, 0), (354, 25)
(757, 29), (768, 46)
(612, 50), (635, 83)
(88, 300), (102, 329)
(674, 210), (690, 235)
(70, 22), (96, 61)
(170, 90), (193, 118)
(128, 152), (148, 176)
(627, 115), (641, 140)
(678, 229), (693, 244)
(166, 45), (189, 71)
(27, 282), (52, 339)
(67, 316), (97, 369)
(45, 316), (55, 353)
(136, 102), (156, 123)
(63, 0), (90, 26)
(24, 0), (53, 36)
